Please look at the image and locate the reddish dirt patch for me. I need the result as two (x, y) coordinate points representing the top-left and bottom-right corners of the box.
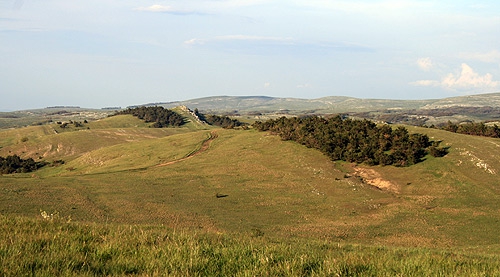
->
(353, 166), (399, 193)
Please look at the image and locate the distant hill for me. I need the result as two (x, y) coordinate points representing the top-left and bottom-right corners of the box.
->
(150, 95), (431, 114)
(152, 92), (500, 114)
(0, 107), (116, 129)
(2, 92), (500, 129)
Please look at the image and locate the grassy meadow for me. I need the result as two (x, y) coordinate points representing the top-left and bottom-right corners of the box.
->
(3, 214), (500, 276)
(2, 112), (500, 275)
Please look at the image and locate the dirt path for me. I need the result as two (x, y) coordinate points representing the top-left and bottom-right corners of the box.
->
(154, 130), (218, 167)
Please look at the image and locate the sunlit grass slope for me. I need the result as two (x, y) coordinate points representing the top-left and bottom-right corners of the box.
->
(367, 126), (500, 249)
(0, 115), (197, 161)
(2, 114), (500, 254)
(3, 214), (500, 276)
(0, 128), (389, 235)
(60, 130), (213, 175)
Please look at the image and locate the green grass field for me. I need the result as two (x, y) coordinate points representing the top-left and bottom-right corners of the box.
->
(2, 112), (500, 275)
(3, 214), (500, 276)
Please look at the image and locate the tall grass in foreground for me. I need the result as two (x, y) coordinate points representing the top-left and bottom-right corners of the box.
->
(1, 215), (499, 276)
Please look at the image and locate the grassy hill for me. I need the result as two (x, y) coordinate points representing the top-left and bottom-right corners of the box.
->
(0, 107), (113, 129)
(2, 110), (500, 274)
(157, 92), (500, 113)
(3, 92), (500, 129)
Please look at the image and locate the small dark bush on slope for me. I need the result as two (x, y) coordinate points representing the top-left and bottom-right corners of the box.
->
(0, 155), (47, 174)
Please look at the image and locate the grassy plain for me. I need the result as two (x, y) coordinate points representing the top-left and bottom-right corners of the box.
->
(2, 113), (500, 275)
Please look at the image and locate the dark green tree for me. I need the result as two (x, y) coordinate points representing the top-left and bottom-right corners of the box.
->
(253, 115), (443, 167)
(116, 106), (186, 127)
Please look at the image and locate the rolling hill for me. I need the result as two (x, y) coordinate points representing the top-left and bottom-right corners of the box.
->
(1, 107), (500, 248)
(2, 102), (500, 275)
(3, 92), (500, 129)
(156, 92), (500, 113)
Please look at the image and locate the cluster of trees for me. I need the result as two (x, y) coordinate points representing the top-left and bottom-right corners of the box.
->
(58, 120), (87, 128)
(351, 106), (500, 127)
(418, 106), (500, 117)
(194, 109), (247, 129)
(253, 115), (447, 167)
(0, 155), (47, 174)
(117, 106), (185, 127)
(440, 121), (500, 138)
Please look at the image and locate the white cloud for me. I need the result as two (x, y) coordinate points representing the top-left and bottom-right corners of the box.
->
(184, 38), (206, 46)
(135, 5), (175, 12)
(442, 64), (498, 89)
(410, 80), (440, 87)
(264, 82), (271, 88)
(460, 50), (500, 64)
(134, 4), (205, 15)
(135, 0), (267, 15)
(411, 63), (499, 90)
(416, 57), (433, 71)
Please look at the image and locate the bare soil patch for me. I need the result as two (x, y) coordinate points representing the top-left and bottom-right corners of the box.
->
(353, 166), (399, 193)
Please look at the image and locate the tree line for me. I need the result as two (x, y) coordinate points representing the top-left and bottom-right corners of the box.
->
(116, 106), (185, 127)
(0, 155), (47, 174)
(253, 115), (447, 167)
(350, 106), (500, 127)
(194, 109), (247, 129)
(440, 121), (500, 138)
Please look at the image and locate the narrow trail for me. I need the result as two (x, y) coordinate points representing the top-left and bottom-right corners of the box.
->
(154, 130), (218, 168)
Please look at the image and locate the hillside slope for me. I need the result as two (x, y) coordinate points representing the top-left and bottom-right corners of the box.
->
(0, 115), (193, 161)
(1, 115), (500, 250)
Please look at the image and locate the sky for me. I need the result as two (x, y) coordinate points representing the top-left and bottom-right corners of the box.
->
(1, 0), (500, 111)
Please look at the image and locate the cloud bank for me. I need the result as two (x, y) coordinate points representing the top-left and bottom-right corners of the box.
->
(411, 63), (499, 91)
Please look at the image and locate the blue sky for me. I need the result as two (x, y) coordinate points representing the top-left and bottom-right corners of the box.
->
(1, 0), (500, 110)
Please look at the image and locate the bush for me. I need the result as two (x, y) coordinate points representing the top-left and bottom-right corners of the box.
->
(0, 155), (48, 174)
